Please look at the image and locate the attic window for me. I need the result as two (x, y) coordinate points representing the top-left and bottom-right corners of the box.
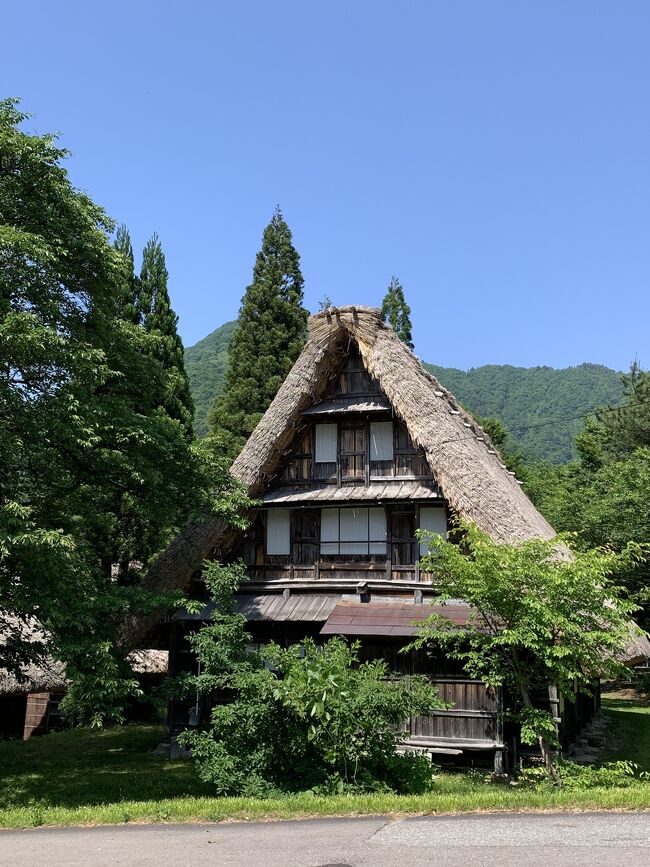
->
(266, 509), (291, 555)
(321, 507), (387, 555)
(419, 507), (447, 556)
(370, 421), (393, 461)
(314, 423), (337, 463)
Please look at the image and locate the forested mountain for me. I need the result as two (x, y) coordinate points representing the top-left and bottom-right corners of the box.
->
(424, 363), (623, 463)
(186, 321), (624, 461)
(185, 320), (237, 435)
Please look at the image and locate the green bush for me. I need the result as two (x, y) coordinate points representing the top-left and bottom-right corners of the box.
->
(176, 562), (444, 796)
(634, 668), (650, 701)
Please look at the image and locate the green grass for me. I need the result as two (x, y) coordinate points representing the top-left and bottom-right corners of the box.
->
(1, 695), (649, 829)
(601, 694), (650, 771)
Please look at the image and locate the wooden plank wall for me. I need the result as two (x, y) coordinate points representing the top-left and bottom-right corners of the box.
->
(23, 692), (51, 739)
(408, 679), (502, 745)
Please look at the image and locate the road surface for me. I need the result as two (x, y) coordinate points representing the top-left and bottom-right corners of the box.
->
(1, 812), (649, 866)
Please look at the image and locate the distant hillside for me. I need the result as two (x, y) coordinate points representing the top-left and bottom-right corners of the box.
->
(185, 320), (237, 435)
(186, 321), (624, 462)
(424, 362), (623, 463)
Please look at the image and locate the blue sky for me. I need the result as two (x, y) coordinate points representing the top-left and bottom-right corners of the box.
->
(3, 1), (649, 370)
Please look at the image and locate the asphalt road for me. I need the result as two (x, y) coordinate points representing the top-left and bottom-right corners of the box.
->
(1, 812), (649, 866)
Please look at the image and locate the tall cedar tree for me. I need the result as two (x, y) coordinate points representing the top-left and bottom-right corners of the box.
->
(381, 276), (414, 349)
(0, 100), (209, 722)
(139, 233), (194, 435)
(210, 208), (308, 456)
(113, 224), (140, 325)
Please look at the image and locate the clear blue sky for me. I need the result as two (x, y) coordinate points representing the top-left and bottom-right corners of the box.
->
(3, 1), (649, 370)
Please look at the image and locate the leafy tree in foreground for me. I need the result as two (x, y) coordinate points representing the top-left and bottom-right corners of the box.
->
(412, 521), (642, 772)
(209, 207), (308, 458)
(177, 561), (442, 795)
(381, 276), (413, 349)
(525, 365), (650, 627)
(0, 99), (225, 722)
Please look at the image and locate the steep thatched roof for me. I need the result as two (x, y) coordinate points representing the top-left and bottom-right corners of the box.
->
(0, 659), (67, 697)
(121, 306), (560, 650)
(0, 616), (66, 696)
(231, 306), (555, 541)
(0, 649), (169, 696)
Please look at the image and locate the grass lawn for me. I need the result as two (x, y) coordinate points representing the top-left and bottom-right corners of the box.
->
(1, 694), (649, 828)
(601, 692), (650, 771)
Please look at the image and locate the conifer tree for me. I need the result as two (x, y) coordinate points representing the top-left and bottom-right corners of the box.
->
(210, 208), (308, 456)
(113, 224), (140, 325)
(381, 276), (414, 349)
(140, 233), (194, 434)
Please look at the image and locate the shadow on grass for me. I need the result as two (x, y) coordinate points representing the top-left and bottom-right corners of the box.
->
(0, 725), (213, 810)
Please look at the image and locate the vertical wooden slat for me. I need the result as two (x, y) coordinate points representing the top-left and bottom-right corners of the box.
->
(23, 692), (50, 739)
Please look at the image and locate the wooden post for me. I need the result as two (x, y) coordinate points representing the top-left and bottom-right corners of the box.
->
(385, 504), (393, 581)
(23, 692), (50, 739)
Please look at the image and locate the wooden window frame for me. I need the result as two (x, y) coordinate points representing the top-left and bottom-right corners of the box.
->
(320, 507), (387, 557)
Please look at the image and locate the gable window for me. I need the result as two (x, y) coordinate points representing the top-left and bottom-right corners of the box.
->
(391, 507), (417, 566)
(369, 420), (393, 461)
(419, 507), (447, 556)
(320, 507), (387, 555)
(340, 425), (365, 480)
(266, 509), (291, 555)
(314, 423), (337, 463)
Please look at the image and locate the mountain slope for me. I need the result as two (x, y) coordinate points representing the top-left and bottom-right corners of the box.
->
(424, 362), (623, 463)
(185, 321), (624, 461)
(185, 320), (237, 435)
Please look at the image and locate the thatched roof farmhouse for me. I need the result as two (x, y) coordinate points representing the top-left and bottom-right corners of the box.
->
(135, 305), (648, 768)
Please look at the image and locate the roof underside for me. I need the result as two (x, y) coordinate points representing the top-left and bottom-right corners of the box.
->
(301, 395), (392, 415)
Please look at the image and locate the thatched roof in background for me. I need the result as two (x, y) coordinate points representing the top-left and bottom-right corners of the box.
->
(121, 306), (559, 650)
(0, 658), (67, 697)
(0, 616), (168, 696)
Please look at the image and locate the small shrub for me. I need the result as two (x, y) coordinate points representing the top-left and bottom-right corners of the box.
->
(634, 668), (650, 701)
(517, 758), (645, 790)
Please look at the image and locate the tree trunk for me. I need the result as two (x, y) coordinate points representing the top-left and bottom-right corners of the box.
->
(519, 684), (558, 778)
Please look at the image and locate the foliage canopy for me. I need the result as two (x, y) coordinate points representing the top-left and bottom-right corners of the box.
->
(0, 99), (236, 722)
(413, 521), (642, 768)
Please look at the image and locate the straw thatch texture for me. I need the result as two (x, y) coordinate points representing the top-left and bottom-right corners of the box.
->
(121, 306), (561, 650)
(0, 616), (65, 696)
(0, 649), (169, 695)
(232, 306), (555, 540)
(0, 659), (67, 697)
(1, 612), (169, 694)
